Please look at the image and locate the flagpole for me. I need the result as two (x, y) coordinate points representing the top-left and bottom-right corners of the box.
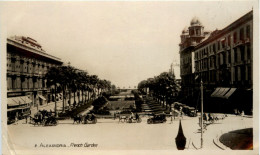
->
(200, 80), (203, 148)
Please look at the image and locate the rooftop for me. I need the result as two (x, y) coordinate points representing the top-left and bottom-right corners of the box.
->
(7, 36), (62, 63)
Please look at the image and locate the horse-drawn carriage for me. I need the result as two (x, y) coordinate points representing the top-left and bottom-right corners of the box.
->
(183, 106), (197, 117)
(147, 113), (167, 124)
(30, 110), (58, 126)
(73, 113), (97, 124)
(118, 113), (142, 123)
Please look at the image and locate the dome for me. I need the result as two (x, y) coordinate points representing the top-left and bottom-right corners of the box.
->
(190, 17), (202, 26)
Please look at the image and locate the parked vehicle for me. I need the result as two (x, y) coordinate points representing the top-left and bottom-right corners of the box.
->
(187, 107), (197, 117)
(147, 113), (167, 124)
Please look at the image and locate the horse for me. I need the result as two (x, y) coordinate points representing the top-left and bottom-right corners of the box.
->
(30, 116), (43, 126)
(73, 115), (82, 124)
(44, 116), (57, 126)
(118, 115), (128, 123)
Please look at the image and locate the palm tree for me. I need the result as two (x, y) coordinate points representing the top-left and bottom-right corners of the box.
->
(59, 65), (77, 112)
(45, 66), (61, 116)
(89, 75), (98, 100)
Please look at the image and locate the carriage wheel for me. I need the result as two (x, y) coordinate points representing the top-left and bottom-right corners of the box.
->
(54, 120), (58, 126)
(127, 118), (132, 123)
(147, 119), (152, 124)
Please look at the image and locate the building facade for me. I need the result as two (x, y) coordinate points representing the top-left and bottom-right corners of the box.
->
(179, 17), (210, 96)
(7, 36), (63, 109)
(179, 10), (253, 114)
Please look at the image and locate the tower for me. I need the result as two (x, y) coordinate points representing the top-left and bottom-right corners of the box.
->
(188, 17), (205, 44)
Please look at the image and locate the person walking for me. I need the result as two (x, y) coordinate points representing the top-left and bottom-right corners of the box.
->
(170, 111), (173, 123)
(25, 115), (28, 124)
(241, 110), (245, 120)
(15, 112), (18, 125)
(179, 107), (183, 119)
(114, 112), (116, 120)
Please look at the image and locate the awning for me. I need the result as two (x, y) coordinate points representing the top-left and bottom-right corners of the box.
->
(223, 88), (237, 99)
(7, 96), (28, 107)
(218, 88), (230, 97)
(212, 88), (226, 97)
(211, 87), (236, 99)
(211, 88), (221, 97)
(38, 95), (46, 101)
(7, 98), (19, 106)
(20, 96), (32, 104)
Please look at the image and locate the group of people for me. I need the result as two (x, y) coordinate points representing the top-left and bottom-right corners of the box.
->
(130, 112), (139, 120)
(203, 113), (214, 122)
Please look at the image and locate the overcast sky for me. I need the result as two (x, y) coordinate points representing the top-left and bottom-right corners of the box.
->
(0, 1), (256, 88)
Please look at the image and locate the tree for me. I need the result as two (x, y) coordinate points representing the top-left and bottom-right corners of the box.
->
(45, 66), (61, 116)
(138, 72), (179, 110)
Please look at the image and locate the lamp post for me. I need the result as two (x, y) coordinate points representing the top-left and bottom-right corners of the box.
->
(200, 80), (203, 148)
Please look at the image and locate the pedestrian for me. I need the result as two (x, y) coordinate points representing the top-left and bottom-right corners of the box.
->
(15, 113), (18, 125)
(179, 107), (183, 119)
(114, 112), (116, 120)
(170, 111), (173, 123)
(203, 113), (207, 122)
(25, 115), (28, 124)
(241, 110), (245, 120)
(135, 112), (139, 120)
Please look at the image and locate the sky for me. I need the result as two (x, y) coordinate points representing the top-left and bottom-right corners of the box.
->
(0, 1), (256, 88)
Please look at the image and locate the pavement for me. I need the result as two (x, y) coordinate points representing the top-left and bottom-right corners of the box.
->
(8, 112), (253, 151)
(191, 114), (252, 150)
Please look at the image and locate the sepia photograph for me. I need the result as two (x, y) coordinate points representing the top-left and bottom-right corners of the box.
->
(0, 1), (259, 155)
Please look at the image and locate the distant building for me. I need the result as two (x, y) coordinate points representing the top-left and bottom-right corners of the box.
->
(179, 10), (253, 114)
(7, 36), (63, 110)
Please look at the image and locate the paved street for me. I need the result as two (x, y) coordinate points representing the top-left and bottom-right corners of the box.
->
(7, 113), (252, 151)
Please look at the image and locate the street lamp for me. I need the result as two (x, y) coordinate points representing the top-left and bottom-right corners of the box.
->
(200, 80), (204, 148)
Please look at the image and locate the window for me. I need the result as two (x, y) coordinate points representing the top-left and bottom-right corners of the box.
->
(246, 25), (250, 38)
(228, 35), (231, 46)
(240, 46), (245, 61)
(228, 50), (231, 63)
(248, 66), (251, 82)
(240, 28), (244, 41)
(221, 38), (226, 48)
(190, 30), (194, 36)
(234, 48), (237, 63)
(247, 45), (251, 60)
(223, 52), (226, 65)
(233, 32), (237, 44)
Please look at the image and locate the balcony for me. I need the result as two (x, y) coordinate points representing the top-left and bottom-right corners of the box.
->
(244, 38), (250, 44)
(32, 73), (40, 77)
(234, 40), (244, 47)
(225, 46), (231, 50)
(233, 61), (244, 66)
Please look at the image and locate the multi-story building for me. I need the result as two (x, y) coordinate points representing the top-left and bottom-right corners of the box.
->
(179, 10), (253, 114)
(179, 17), (210, 96)
(7, 36), (63, 110)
